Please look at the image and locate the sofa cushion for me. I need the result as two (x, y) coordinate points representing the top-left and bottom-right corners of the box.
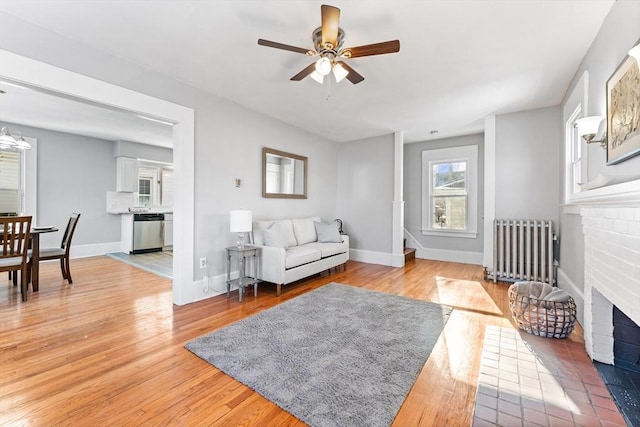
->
(253, 220), (274, 245)
(292, 216), (320, 245)
(274, 219), (298, 247)
(285, 245), (322, 269)
(314, 221), (342, 243)
(263, 224), (289, 249)
(306, 242), (346, 258)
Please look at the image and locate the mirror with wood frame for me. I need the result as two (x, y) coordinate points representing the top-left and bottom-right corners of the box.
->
(262, 147), (307, 199)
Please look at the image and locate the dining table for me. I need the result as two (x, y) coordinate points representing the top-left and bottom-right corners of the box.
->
(30, 226), (59, 292)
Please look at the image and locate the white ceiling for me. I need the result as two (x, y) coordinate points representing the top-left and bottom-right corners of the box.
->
(0, 81), (174, 148)
(0, 0), (614, 145)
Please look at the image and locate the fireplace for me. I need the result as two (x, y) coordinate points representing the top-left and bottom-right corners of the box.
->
(574, 179), (640, 426)
(613, 306), (640, 375)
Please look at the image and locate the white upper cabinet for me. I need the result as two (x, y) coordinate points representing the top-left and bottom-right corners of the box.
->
(116, 157), (138, 192)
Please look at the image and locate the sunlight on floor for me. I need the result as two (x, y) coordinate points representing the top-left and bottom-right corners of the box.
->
(434, 276), (503, 316)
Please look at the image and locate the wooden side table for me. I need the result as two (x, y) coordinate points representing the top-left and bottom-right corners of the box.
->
(225, 245), (260, 302)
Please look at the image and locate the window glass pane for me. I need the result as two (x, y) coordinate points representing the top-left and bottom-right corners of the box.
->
(432, 162), (466, 196)
(138, 178), (151, 206)
(139, 179), (151, 195)
(432, 196), (466, 230)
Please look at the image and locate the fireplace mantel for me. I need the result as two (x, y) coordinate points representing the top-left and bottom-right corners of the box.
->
(570, 178), (640, 207)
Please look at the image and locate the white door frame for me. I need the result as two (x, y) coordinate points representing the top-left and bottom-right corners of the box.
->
(0, 49), (195, 305)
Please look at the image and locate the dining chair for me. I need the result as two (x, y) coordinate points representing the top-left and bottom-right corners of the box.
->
(0, 216), (32, 301)
(30, 213), (81, 284)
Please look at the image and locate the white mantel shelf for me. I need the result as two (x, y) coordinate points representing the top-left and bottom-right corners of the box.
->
(569, 179), (640, 206)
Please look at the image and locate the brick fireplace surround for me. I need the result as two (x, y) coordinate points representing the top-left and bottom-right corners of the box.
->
(573, 178), (640, 425)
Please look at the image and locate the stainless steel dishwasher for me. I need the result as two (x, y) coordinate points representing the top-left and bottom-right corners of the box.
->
(132, 213), (165, 254)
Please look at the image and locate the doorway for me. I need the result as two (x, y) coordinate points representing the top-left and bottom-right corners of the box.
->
(0, 49), (195, 305)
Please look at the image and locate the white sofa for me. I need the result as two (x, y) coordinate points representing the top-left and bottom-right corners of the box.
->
(251, 216), (349, 295)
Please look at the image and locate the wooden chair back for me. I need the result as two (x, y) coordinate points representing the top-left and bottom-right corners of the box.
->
(61, 213), (81, 254)
(0, 215), (32, 265)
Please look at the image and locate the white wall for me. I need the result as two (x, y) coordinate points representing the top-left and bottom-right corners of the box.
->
(0, 121), (120, 249)
(196, 97), (339, 276)
(0, 13), (339, 289)
(495, 106), (561, 224)
(558, 0), (640, 317)
(337, 134), (394, 263)
(403, 133), (484, 259)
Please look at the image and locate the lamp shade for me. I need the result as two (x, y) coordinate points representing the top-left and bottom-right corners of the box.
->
(315, 57), (332, 76)
(310, 70), (324, 84)
(575, 116), (604, 138)
(230, 210), (252, 233)
(333, 62), (349, 83)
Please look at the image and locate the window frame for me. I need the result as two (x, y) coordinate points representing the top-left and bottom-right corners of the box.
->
(422, 145), (478, 238)
(563, 70), (589, 205)
(0, 137), (36, 218)
(137, 166), (159, 206)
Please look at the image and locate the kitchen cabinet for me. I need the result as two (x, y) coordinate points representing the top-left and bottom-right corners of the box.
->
(164, 213), (173, 247)
(116, 157), (138, 192)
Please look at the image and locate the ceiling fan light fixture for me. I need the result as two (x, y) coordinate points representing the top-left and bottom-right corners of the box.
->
(315, 57), (332, 76)
(332, 62), (349, 82)
(310, 70), (325, 84)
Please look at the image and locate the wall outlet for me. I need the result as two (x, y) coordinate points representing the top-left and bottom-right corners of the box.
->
(199, 257), (207, 269)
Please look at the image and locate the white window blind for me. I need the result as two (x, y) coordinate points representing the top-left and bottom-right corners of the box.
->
(0, 150), (21, 215)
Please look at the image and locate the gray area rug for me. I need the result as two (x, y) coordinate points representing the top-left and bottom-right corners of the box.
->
(185, 283), (452, 427)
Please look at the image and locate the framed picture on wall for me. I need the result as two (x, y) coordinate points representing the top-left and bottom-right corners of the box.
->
(606, 46), (640, 165)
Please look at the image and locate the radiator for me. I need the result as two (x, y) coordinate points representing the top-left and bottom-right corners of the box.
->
(488, 219), (557, 285)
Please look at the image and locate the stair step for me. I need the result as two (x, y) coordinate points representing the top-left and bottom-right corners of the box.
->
(404, 247), (416, 262)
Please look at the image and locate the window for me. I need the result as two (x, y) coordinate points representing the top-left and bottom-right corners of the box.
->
(422, 145), (478, 238)
(0, 150), (23, 216)
(138, 177), (152, 206)
(567, 107), (586, 198)
(432, 161), (467, 230)
(138, 165), (173, 207)
(563, 71), (589, 203)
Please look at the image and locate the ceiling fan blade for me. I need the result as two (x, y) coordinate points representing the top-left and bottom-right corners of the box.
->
(290, 63), (317, 81)
(321, 5), (341, 48)
(335, 61), (364, 84)
(258, 39), (311, 55)
(343, 40), (400, 58)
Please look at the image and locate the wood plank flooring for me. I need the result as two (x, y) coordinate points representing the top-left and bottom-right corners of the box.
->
(0, 256), (586, 426)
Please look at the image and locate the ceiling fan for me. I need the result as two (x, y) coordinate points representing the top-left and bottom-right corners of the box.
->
(257, 4), (400, 85)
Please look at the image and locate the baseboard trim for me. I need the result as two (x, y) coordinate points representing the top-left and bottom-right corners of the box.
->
(70, 242), (122, 259)
(557, 268), (585, 327)
(415, 248), (483, 265)
(349, 249), (397, 267)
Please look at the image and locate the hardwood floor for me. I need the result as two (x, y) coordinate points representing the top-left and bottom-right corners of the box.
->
(0, 256), (586, 426)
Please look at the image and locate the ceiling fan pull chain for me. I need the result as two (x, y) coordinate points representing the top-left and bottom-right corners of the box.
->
(325, 72), (332, 100)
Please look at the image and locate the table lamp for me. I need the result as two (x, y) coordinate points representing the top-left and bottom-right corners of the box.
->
(230, 210), (252, 248)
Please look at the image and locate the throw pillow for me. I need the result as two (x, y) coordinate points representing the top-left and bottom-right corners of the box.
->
(263, 224), (288, 249)
(273, 219), (298, 247)
(314, 221), (342, 243)
(292, 216), (320, 245)
(252, 220), (274, 245)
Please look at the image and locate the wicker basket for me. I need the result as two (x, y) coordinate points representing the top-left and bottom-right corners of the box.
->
(508, 282), (577, 339)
